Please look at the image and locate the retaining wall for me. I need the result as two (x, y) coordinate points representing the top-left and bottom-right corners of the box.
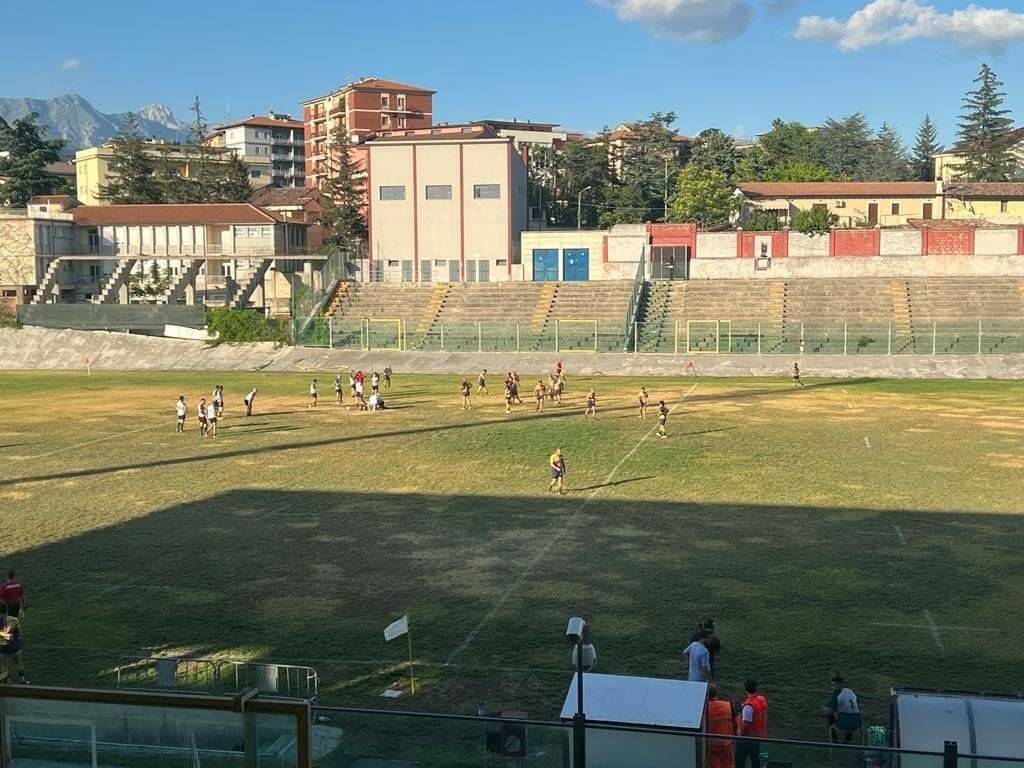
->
(3, 327), (1023, 379)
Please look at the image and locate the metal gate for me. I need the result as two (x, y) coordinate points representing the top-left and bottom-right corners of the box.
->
(650, 245), (690, 280)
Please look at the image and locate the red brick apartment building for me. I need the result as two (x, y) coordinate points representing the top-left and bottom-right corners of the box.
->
(301, 78), (435, 189)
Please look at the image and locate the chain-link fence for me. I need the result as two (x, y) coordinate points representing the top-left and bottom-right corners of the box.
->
(292, 316), (1024, 355)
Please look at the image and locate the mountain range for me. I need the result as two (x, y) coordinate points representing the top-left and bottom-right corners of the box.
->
(0, 94), (188, 155)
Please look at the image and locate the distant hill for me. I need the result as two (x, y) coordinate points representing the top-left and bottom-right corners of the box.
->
(0, 94), (187, 155)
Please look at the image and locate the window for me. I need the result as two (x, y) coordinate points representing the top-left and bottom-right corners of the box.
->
(473, 184), (500, 199)
(425, 184), (452, 200)
(1001, 200), (1009, 213)
(891, 203), (900, 215)
(397, 116), (406, 128)
(381, 94), (390, 108)
(397, 94), (406, 110)
(379, 185), (406, 201)
(250, 170), (262, 178)
(812, 203), (828, 212)
(381, 114), (391, 128)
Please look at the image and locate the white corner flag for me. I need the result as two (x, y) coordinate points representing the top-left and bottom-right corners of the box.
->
(384, 614), (409, 642)
(384, 614), (416, 694)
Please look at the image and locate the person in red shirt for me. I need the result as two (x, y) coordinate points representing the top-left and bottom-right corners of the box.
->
(1, 571), (26, 618)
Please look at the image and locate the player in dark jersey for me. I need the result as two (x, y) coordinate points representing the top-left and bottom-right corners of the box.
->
(548, 448), (566, 495)
(656, 400), (669, 439)
(461, 378), (472, 410)
(584, 389), (597, 419)
(792, 361), (805, 388)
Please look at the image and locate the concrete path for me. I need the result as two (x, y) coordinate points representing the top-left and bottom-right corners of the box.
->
(2, 328), (1023, 378)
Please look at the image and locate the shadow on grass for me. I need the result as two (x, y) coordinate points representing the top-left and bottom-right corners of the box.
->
(14, 485), (1022, 740)
(572, 475), (656, 492)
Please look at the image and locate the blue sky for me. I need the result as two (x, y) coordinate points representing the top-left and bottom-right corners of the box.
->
(3, 0), (1024, 146)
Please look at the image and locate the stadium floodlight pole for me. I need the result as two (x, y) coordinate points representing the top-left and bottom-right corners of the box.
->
(577, 186), (592, 230)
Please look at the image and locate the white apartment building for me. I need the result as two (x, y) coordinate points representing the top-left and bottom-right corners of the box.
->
(207, 114), (306, 188)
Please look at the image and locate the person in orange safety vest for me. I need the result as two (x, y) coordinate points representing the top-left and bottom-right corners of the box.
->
(735, 678), (768, 768)
(706, 685), (736, 768)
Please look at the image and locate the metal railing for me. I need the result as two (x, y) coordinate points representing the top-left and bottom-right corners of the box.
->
(291, 315), (1024, 355)
(115, 655), (319, 700)
(623, 249), (646, 351)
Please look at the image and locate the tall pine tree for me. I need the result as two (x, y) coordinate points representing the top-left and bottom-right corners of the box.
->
(870, 123), (909, 181)
(183, 96), (224, 202)
(320, 125), (366, 252)
(214, 154), (254, 202)
(911, 115), (940, 181)
(99, 113), (162, 203)
(955, 64), (1016, 181)
(815, 113), (873, 180)
(0, 112), (67, 207)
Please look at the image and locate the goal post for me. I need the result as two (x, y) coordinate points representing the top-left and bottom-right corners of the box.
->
(364, 318), (403, 351)
(686, 320), (732, 354)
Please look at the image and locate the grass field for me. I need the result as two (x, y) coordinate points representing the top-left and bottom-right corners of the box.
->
(2, 369), (1023, 740)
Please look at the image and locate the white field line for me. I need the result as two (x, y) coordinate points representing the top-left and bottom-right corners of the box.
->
(870, 622), (997, 634)
(443, 382), (699, 667)
(894, 525), (906, 545)
(864, 436), (871, 448)
(21, 423), (167, 461)
(922, 609), (945, 650)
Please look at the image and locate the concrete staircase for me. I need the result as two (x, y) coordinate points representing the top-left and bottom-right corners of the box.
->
(324, 281), (352, 317)
(408, 283), (451, 349)
(229, 259), (271, 308)
(161, 259), (204, 305)
(529, 282), (557, 330)
(637, 281), (673, 352)
(31, 258), (64, 304)
(890, 279), (915, 353)
(96, 258), (139, 305)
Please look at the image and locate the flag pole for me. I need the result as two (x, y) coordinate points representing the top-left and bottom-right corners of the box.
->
(407, 627), (416, 694)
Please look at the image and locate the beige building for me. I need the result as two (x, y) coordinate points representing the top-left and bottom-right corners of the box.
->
(738, 182), (942, 227)
(205, 113), (305, 188)
(942, 182), (1024, 225)
(363, 129), (527, 282)
(74, 141), (273, 205)
(933, 128), (1024, 181)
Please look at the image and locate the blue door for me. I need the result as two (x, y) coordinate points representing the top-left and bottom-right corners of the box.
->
(563, 249), (590, 281)
(532, 249), (559, 281)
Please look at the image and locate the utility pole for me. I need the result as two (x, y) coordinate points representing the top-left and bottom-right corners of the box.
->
(577, 185), (592, 230)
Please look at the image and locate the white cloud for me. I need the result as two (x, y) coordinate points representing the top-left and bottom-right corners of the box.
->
(600, 0), (756, 43)
(61, 58), (81, 70)
(795, 0), (1024, 51)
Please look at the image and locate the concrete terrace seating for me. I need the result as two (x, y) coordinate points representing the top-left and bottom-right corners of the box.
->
(435, 282), (545, 323)
(332, 283), (437, 323)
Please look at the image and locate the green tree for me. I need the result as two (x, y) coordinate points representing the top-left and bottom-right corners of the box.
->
(99, 113), (162, 203)
(815, 113), (873, 180)
(178, 96), (224, 202)
(765, 160), (832, 182)
(0, 112), (67, 207)
(911, 115), (940, 181)
(869, 123), (909, 181)
(597, 182), (647, 227)
(690, 128), (737, 178)
(619, 112), (686, 222)
(742, 210), (783, 231)
(760, 119), (817, 166)
(213, 154), (254, 202)
(791, 207), (834, 235)
(734, 145), (772, 181)
(530, 140), (609, 228)
(955, 63), (1017, 181)
(153, 143), (191, 203)
(669, 165), (738, 229)
(320, 125), (366, 252)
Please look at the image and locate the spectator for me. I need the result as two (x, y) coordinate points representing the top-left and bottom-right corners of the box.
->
(0, 571), (26, 618)
(691, 618), (723, 677)
(823, 676), (861, 744)
(706, 684), (736, 768)
(736, 678), (768, 768)
(0, 603), (27, 684)
(244, 388), (257, 417)
(684, 636), (713, 683)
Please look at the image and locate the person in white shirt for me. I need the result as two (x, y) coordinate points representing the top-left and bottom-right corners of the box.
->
(334, 375), (343, 405)
(206, 401), (218, 437)
(309, 379), (319, 409)
(175, 396), (187, 433)
(197, 398), (208, 436)
(354, 378), (364, 404)
(244, 388), (257, 417)
(683, 636), (713, 683)
(213, 386), (224, 418)
(371, 372), (380, 394)
(348, 373), (356, 399)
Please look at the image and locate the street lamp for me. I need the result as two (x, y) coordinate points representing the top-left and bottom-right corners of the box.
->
(566, 616), (596, 768)
(576, 186), (593, 230)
